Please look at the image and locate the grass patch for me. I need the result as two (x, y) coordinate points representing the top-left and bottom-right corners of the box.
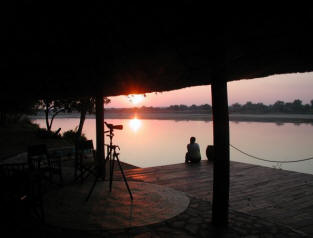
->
(0, 118), (72, 160)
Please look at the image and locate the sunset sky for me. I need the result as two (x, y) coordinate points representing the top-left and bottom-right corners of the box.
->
(105, 72), (313, 108)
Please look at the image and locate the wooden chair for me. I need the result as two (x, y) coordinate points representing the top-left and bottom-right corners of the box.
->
(74, 140), (96, 183)
(0, 162), (45, 224)
(27, 144), (63, 187)
(47, 152), (63, 187)
(27, 144), (48, 170)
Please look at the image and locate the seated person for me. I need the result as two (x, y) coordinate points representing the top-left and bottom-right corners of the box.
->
(185, 136), (201, 163)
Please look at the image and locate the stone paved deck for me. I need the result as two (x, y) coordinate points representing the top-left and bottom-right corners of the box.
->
(2, 160), (313, 237)
(121, 161), (313, 236)
(4, 196), (307, 238)
(44, 181), (190, 230)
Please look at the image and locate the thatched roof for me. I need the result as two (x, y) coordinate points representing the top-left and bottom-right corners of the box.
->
(1, 2), (313, 99)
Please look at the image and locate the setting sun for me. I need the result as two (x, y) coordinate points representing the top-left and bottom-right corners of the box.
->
(129, 118), (142, 132)
(128, 94), (145, 105)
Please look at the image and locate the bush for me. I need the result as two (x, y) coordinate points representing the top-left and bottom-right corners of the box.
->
(35, 127), (62, 139)
(62, 130), (87, 143)
(19, 117), (37, 127)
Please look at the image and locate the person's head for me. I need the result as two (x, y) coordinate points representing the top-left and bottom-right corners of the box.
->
(190, 136), (196, 143)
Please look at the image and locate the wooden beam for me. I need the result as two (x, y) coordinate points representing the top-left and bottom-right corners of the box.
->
(95, 94), (105, 177)
(211, 80), (230, 226)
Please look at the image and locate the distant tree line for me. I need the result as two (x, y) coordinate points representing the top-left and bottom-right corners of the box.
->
(2, 98), (313, 128)
(229, 99), (313, 114)
(106, 99), (313, 114)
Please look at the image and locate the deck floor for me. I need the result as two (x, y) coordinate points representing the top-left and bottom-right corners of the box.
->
(120, 160), (313, 236)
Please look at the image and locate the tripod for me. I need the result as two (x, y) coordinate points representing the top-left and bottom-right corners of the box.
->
(86, 123), (133, 201)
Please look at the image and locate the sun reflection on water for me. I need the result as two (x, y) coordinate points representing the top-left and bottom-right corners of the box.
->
(129, 118), (142, 132)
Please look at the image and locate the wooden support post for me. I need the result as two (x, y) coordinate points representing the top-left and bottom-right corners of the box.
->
(95, 94), (105, 177)
(211, 79), (230, 227)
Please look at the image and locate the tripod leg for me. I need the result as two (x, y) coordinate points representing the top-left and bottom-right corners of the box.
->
(103, 152), (111, 181)
(115, 154), (133, 200)
(86, 151), (110, 202)
(85, 174), (99, 202)
(109, 157), (115, 192)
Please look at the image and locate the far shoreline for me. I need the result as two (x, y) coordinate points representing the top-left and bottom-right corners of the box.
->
(28, 112), (313, 124)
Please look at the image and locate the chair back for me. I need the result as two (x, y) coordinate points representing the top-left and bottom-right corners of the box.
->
(27, 144), (49, 170)
(74, 140), (96, 183)
(75, 140), (95, 165)
(0, 161), (45, 223)
(76, 140), (94, 153)
(0, 163), (30, 207)
(0, 163), (27, 177)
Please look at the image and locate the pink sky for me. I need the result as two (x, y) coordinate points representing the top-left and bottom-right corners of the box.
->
(105, 72), (313, 108)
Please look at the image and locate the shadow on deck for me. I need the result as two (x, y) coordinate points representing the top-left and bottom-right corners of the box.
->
(2, 160), (313, 237)
(123, 160), (313, 237)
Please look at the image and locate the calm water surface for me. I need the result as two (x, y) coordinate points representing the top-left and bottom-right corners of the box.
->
(33, 118), (313, 175)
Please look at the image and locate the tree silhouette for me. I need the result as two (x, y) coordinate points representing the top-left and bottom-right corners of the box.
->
(272, 101), (285, 113)
(38, 99), (71, 133)
(0, 98), (38, 125)
(291, 99), (303, 113)
(69, 97), (110, 137)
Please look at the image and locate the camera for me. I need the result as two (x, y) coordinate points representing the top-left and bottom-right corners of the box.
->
(105, 122), (123, 130)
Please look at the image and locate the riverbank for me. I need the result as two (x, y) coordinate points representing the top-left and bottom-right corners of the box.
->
(0, 120), (72, 160)
(29, 112), (313, 124)
(0, 120), (138, 170)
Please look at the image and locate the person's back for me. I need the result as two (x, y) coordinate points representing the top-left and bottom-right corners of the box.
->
(185, 137), (201, 163)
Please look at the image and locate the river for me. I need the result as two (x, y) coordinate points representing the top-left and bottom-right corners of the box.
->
(32, 117), (313, 175)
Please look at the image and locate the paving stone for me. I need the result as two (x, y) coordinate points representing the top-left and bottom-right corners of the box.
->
(188, 217), (203, 224)
(155, 227), (174, 233)
(186, 208), (199, 217)
(184, 224), (199, 235)
(262, 234), (274, 238)
(169, 221), (185, 229)
(177, 214), (190, 220)
(133, 232), (158, 238)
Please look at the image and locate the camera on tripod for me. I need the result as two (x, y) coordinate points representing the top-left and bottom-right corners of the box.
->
(86, 121), (133, 201)
(104, 122), (123, 130)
